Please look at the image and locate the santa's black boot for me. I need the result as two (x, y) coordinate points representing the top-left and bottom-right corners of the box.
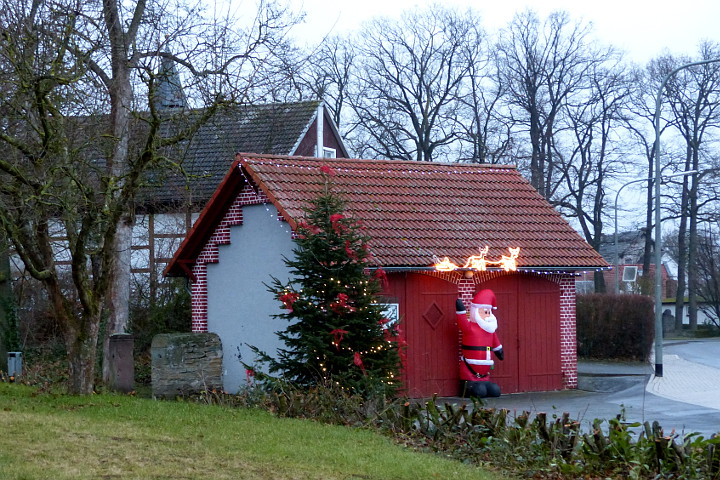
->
(485, 382), (501, 397)
(464, 381), (490, 398)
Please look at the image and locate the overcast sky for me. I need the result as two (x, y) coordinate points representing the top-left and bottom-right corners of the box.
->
(288, 0), (720, 64)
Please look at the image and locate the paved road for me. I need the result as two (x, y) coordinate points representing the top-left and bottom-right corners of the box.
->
(474, 338), (720, 439)
(665, 338), (720, 369)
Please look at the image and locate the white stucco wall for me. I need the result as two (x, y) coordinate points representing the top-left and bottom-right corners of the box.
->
(662, 302), (715, 326)
(206, 204), (295, 393)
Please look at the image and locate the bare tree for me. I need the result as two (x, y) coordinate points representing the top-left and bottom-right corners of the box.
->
(496, 10), (600, 199)
(346, 5), (484, 162)
(623, 64), (677, 295)
(684, 225), (720, 329)
(301, 35), (357, 128)
(555, 56), (633, 292)
(455, 47), (516, 164)
(657, 44), (720, 330)
(0, 0), (295, 393)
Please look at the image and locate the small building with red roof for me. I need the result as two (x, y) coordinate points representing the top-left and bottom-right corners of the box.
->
(165, 153), (608, 397)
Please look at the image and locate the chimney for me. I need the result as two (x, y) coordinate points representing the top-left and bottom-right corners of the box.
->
(315, 102), (324, 158)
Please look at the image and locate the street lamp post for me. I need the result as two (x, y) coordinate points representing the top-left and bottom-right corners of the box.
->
(653, 58), (720, 377)
(614, 178), (647, 294)
(614, 172), (696, 295)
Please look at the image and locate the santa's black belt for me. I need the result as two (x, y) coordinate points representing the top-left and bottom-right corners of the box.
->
(461, 345), (490, 351)
(462, 357), (489, 379)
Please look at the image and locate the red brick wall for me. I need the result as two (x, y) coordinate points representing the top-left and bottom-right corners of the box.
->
(558, 275), (578, 389)
(190, 265), (208, 332)
(190, 184), (269, 332)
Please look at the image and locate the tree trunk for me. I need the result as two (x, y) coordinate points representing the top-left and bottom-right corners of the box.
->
(102, 0), (135, 387)
(688, 214), (698, 330)
(66, 318), (101, 394)
(0, 234), (10, 364)
(674, 152), (692, 331)
(103, 214), (133, 382)
(529, 108), (544, 195)
(594, 270), (606, 293)
(688, 170), (699, 331)
(47, 277), (101, 394)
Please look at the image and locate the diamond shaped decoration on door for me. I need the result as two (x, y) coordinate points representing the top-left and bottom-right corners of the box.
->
(423, 302), (444, 330)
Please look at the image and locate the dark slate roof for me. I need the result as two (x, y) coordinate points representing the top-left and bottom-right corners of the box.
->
(166, 154), (608, 276)
(598, 230), (649, 264)
(141, 100), (328, 206)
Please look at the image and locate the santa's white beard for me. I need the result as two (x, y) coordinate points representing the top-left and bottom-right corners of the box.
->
(470, 309), (498, 333)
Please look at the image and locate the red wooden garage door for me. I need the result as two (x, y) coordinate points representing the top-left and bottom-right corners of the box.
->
(478, 275), (562, 393)
(383, 273), (459, 398)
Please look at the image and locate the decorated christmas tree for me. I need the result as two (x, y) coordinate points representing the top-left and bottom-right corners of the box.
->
(263, 166), (401, 397)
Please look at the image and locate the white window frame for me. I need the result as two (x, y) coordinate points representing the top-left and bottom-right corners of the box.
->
(622, 266), (638, 282)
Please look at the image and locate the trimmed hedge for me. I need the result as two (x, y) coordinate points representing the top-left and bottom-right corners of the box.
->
(577, 294), (654, 361)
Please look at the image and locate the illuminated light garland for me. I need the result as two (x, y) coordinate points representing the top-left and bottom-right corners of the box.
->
(434, 246), (520, 272)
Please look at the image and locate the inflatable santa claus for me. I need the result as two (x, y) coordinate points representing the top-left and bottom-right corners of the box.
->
(456, 289), (504, 398)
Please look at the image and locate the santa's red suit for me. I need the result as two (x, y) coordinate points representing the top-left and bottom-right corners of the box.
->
(456, 289), (504, 387)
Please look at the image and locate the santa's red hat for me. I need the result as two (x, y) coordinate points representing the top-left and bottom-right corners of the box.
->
(471, 289), (496, 309)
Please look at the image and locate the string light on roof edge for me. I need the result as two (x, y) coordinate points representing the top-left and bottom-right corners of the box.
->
(433, 246), (520, 272)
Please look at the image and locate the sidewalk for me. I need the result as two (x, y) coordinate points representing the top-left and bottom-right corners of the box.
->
(647, 353), (720, 411)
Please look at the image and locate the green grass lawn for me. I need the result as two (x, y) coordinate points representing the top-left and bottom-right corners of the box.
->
(0, 384), (509, 480)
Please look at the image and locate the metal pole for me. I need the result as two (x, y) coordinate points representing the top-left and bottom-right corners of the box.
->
(653, 58), (720, 377)
(614, 178), (648, 294)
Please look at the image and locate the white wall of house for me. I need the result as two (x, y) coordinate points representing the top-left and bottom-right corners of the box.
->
(131, 211), (199, 296)
(662, 302), (716, 327)
(206, 204), (295, 393)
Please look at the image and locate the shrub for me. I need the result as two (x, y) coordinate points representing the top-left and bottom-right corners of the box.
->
(577, 294), (654, 361)
(193, 385), (720, 479)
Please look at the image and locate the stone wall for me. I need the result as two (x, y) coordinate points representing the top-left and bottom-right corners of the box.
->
(151, 332), (222, 398)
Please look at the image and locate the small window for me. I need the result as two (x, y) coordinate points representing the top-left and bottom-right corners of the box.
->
(322, 147), (336, 158)
(576, 280), (594, 294)
(622, 266), (638, 282)
(379, 303), (400, 328)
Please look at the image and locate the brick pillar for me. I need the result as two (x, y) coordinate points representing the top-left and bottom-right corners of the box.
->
(559, 275), (578, 389)
(191, 264), (208, 333)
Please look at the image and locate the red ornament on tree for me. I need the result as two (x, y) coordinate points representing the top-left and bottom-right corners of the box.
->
(279, 291), (299, 312)
(329, 329), (349, 350)
(354, 352), (366, 375)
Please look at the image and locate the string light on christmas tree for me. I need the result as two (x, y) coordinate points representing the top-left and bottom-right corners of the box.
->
(261, 164), (401, 397)
(433, 246), (520, 272)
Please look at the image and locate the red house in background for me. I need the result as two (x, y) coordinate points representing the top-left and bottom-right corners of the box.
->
(575, 230), (676, 296)
(165, 154), (608, 398)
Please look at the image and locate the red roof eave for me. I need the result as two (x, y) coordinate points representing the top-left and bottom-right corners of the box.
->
(238, 157), (298, 231)
(164, 158), (247, 277)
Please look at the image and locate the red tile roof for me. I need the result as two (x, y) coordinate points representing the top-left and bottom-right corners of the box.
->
(166, 153), (607, 276)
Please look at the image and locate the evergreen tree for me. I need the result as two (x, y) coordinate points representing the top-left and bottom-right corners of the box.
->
(264, 166), (401, 397)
